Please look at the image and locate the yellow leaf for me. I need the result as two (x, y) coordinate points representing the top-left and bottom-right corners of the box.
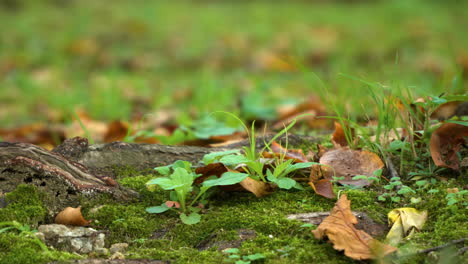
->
(385, 208), (427, 246)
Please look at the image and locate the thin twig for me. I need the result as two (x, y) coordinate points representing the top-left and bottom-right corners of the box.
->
(416, 238), (466, 255)
(458, 247), (468, 255)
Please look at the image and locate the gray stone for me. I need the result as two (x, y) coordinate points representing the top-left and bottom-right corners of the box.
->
(34, 232), (45, 242)
(109, 252), (125, 260)
(94, 247), (109, 256)
(95, 233), (106, 249)
(70, 237), (93, 253)
(0, 192), (7, 208)
(37, 224), (107, 254)
(109, 243), (129, 254)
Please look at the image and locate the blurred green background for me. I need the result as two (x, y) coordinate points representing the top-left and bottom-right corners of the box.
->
(1, 0), (467, 126)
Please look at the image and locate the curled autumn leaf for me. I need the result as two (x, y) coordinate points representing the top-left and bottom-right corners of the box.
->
(195, 163), (274, 196)
(430, 101), (465, 121)
(313, 195), (397, 260)
(194, 162), (229, 185)
(331, 121), (355, 147)
(430, 123), (468, 170)
(308, 178), (335, 199)
(104, 120), (129, 142)
(274, 96), (331, 130)
(263, 141), (308, 163)
(239, 177), (275, 197)
(55, 206), (91, 226)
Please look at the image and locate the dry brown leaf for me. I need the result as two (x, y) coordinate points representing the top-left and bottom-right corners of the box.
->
(457, 52), (468, 77)
(313, 195), (397, 260)
(66, 38), (100, 57)
(309, 162), (336, 199)
(263, 141), (308, 163)
(55, 206), (91, 226)
(209, 131), (247, 143)
(194, 162), (229, 185)
(274, 96), (331, 130)
(165, 201), (180, 208)
(430, 123), (468, 170)
(430, 101), (464, 121)
(331, 121), (355, 147)
(0, 123), (65, 149)
(239, 177), (275, 197)
(316, 147), (384, 187)
(253, 50), (295, 72)
(65, 110), (108, 142)
(309, 179), (335, 199)
(104, 120), (129, 142)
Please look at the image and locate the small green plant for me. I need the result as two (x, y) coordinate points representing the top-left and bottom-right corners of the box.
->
(445, 190), (468, 206)
(378, 177), (416, 203)
(224, 248), (266, 264)
(351, 168), (383, 184)
(266, 159), (316, 190)
(0, 221), (49, 253)
(205, 149), (315, 190)
(145, 160), (248, 224)
(209, 112), (315, 189)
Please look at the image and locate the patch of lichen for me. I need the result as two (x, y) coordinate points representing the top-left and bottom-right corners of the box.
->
(0, 184), (47, 226)
(0, 233), (77, 264)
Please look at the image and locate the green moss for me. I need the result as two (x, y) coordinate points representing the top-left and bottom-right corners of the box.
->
(0, 185), (47, 226)
(118, 175), (168, 206)
(0, 233), (78, 264)
(344, 189), (390, 224)
(113, 166), (155, 179)
(87, 203), (168, 244)
(3, 172), (464, 263)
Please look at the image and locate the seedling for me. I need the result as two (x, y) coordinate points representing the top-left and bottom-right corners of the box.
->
(146, 160), (248, 224)
(224, 248), (266, 264)
(378, 177), (416, 203)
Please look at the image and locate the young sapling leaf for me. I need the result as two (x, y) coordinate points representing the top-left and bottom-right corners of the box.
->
(275, 178), (297, 189)
(219, 155), (250, 166)
(202, 149), (241, 165)
(180, 213), (201, 225)
(202, 172), (249, 187)
(146, 204), (170, 214)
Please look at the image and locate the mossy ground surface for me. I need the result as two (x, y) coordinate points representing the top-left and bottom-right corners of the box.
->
(1, 171), (466, 264)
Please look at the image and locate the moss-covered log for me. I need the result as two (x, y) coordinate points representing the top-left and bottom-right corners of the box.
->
(0, 134), (318, 213)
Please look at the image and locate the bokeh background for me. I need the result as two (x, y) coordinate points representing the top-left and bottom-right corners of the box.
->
(1, 0), (467, 135)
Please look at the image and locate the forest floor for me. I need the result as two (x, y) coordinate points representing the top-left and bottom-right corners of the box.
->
(0, 1), (467, 263)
